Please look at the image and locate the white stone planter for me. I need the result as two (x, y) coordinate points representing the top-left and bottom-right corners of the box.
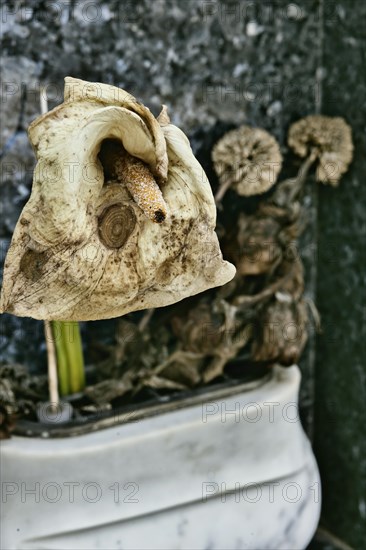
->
(0, 365), (320, 550)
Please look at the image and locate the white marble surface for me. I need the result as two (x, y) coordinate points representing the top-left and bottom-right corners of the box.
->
(0, 366), (321, 549)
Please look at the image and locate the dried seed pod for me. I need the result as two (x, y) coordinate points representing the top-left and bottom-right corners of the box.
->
(0, 77), (235, 321)
(98, 139), (169, 223)
(124, 160), (168, 223)
(288, 115), (353, 185)
(212, 125), (283, 197)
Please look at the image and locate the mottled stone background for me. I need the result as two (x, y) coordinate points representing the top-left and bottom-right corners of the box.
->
(0, 1), (365, 548)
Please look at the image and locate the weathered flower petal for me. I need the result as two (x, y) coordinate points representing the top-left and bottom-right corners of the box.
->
(162, 123), (217, 219)
(63, 77), (169, 179)
(0, 79), (235, 321)
(157, 105), (171, 127)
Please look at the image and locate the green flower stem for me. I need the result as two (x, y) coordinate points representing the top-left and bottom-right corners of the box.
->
(61, 321), (85, 394)
(51, 321), (85, 396)
(52, 321), (70, 396)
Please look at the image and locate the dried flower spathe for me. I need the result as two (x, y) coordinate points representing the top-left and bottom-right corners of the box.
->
(0, 78), (235, 321)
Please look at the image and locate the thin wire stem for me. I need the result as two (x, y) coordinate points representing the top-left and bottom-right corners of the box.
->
(44, 321), (59, 408)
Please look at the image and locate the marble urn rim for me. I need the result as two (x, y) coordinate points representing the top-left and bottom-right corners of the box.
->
(0, 364), (321, 550)
(13, 365), (273, 439)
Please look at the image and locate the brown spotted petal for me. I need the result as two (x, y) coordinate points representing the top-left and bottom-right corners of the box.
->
(0, 78), (235, 321)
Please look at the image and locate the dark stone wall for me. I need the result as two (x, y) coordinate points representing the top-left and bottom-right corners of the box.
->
(313, 1), (366, 547)
(0, 1), (364, 547)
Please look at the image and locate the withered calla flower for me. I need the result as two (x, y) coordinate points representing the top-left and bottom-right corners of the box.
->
(252, 295), (308, 366)
(227, 212), (283, 276)
(212, 125), (283, 198)
(171, 302), (226, 355)
(0, 78), (235, 321)
(288, 115), (353, 185)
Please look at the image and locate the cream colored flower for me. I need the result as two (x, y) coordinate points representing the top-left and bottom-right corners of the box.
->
(212, 125), (282, 197)
(288, 115), (353, 185)
(0, 78), (235, 321)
